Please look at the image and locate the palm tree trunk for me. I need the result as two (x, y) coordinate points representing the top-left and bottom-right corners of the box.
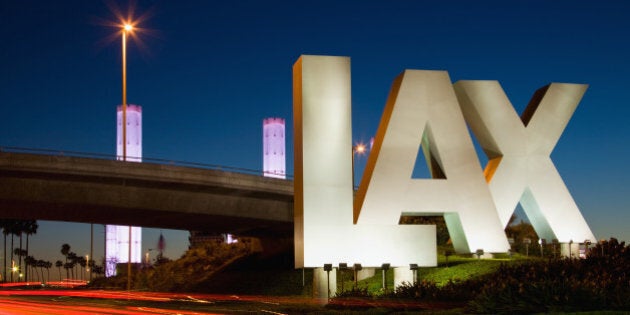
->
(25, 234), (29, 282)
(3, 233), (6, 283)
(19, 233), (23, 281)
(10, 234), (14, 282)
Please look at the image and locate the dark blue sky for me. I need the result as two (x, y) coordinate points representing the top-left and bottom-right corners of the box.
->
(1, 1), (629, 266)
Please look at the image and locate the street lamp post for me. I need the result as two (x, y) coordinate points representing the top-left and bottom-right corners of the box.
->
(85, 254), (90, 281)
(122, 25), (129, 162)
(121, 22), (133, 292)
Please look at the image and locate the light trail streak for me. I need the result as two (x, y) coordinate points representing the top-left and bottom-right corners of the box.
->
(0, 289), (449, 313)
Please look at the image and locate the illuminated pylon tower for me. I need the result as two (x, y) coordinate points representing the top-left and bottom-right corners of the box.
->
(105, 104), (142, 277)
(116, 104), (142, 162)
(263, 118), (286, 179)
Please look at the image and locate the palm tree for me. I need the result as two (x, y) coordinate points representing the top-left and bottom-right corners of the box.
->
(22, 220), (38, 282)
(16, 221), (25, 281)
(45, 261), (52, 284)
(13, 248), (26, 281)
(55, 260), (63, 281)
(92, 263), (104, 277)
(61, 244), (70, 279)
(0, 219), (11, 283)
(8, 221), (19, 282)
(36, 260), (46, 283)
(78, 256), (87, 281)
(67, 252), (78, 279)
(24, 256), (35, 282)
(63, 262), (73, 281)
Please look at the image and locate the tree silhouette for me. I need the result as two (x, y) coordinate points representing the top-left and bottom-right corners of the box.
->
(7, 220), (19, 282)
(36, 260), (46, 283)
(67, 252), (78, 279)
(78, 256), (87, 281)
(24, 255), (36, 282)
(63, 262), (73, 280)
(22, 220), (38, 282)
(55, 260), (63, 281)
(45, 261), (52, 283)
(505, 214), (539, 256)
(0, 220), (12, 282)
(60, 244), (70, 279)
(13, 248), (27, 280)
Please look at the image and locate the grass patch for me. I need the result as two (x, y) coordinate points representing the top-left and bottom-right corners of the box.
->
(336, 253), (528, 294)
(419, 260), (503, 286)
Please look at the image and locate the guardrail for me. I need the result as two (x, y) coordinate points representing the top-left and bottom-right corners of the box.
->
(0, 146), (292, 179)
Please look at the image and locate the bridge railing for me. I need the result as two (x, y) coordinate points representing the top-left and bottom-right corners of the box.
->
(0, 146), (292, 179)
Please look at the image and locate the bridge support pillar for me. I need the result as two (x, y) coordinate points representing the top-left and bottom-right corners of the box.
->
(313, 267), (336, 301)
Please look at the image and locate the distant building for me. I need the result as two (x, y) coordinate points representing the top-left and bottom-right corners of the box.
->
(106, 104), (143, 277)
(263, 118), (286, 179)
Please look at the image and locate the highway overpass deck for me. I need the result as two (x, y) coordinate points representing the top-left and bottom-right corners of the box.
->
(0, 151), (294, 235)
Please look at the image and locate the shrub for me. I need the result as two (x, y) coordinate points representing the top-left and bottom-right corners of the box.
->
(467, 238), (630, 313)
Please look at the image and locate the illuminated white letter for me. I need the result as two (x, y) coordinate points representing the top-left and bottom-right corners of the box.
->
(454, 81), (595, 243)
(355, 71), (510, 254)
(293, 55), (436, 268)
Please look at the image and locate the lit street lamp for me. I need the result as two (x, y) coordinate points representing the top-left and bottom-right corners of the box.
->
(121, 21), (134, 291)
(352, 143), (366, 189)
(11, 261), (17, 283)
(121, 22), (133, 162)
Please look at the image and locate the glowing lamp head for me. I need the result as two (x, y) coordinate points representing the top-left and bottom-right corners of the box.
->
(354, 143), (366, 154)
(123, 24), (133, 32)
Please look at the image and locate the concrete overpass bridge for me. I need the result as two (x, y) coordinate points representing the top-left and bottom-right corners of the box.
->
(0, 149), (294, 236)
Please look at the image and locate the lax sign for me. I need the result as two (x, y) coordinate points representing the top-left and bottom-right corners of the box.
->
(293, 55), (594, 268)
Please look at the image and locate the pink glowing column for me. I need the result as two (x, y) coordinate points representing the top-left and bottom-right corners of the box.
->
(263, 118), (286, 179)
(116, 104), (142, 162)
(106, 105), (143, 277)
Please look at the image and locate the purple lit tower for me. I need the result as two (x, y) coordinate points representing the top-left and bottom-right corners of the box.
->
(105, 105), (143, 277)
(263, 118), (286, 179)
